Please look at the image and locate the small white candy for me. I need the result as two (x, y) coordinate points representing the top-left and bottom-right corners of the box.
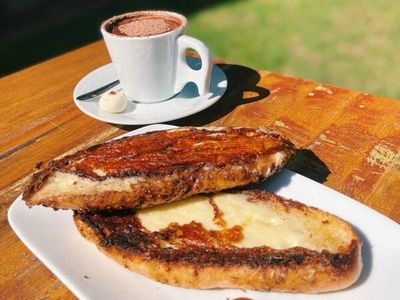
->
(99, 91), (128, 113)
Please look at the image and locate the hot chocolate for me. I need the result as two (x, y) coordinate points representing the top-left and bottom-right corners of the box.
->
(100, 10), (211, 103)
(105, 12), (183, 37)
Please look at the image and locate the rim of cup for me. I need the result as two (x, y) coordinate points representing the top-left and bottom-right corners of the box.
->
(101, 11), (187, 40)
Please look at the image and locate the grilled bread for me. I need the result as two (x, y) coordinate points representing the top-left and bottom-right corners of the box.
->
(74, 190), (362, 293)
(23, 127), (296, 211)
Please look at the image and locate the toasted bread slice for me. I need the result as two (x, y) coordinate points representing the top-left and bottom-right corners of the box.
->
(74, 191), (362, 293)
(23, 127), (296, 211)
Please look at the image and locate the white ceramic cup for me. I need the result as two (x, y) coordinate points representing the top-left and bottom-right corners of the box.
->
(101, 11), (212, 103)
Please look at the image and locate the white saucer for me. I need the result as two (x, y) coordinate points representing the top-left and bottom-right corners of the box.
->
(73, 59), (227, 125)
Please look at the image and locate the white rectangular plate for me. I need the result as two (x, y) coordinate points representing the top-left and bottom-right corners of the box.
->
(8, 124), (400, 300)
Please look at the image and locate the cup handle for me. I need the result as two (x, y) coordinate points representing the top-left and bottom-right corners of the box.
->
(174, 35), (212, 96)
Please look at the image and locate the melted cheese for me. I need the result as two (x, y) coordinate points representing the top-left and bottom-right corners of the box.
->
(34, 171), (141, 198)
(137, 193), (318, 250)
(137, 196), (220, 231)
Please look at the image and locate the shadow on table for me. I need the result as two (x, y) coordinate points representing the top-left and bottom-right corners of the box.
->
(287, 149), (331, 183)
(170, 63), (270, 126)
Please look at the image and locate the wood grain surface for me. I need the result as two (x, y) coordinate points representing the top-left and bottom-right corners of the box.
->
(1, 41), (399, 298)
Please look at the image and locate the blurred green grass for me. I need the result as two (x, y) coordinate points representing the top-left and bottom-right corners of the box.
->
(2, 0), (399, 99)
(186, 0), (400, 99)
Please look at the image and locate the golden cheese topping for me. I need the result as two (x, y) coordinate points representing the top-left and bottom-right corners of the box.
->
(137, 193), (337, 251)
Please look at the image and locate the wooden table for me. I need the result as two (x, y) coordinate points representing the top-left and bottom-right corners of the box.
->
(1, 41), (399, 298)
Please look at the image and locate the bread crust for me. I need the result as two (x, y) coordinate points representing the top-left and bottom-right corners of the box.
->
(23, 127), (296, 211)
(73, 191), (362, 293)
